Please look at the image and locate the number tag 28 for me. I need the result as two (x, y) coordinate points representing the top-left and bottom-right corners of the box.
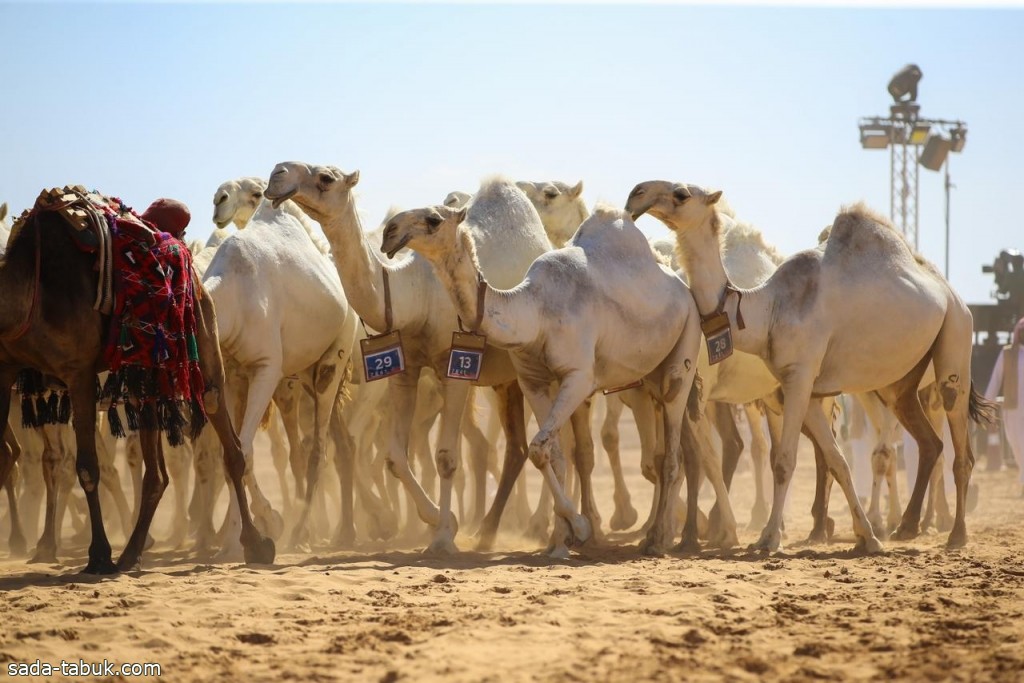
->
(701, 311), (734, 365)
(360, 330), (406, 382)
(447, 332), (486, 381)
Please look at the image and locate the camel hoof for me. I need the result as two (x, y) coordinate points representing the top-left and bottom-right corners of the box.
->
(946, 522), (968, 550)
(84, 557), (119, 575)
(8, 533), (28, 558)
(116, 554), (141, 572)
(890, 523), (919, 542)
(475, 528), (497, 552)
(29, 547), (58, 565)
(747, 506), (769, 532)
(332, 525), (356, 549)
(674, 536), (702, 555)
(544, 543), (571, 560)
(749, 529), (782, 553)
(526, 514), (550, 543)
(367, 511), (399, 541)
(935, 514), (954, 533)
(568, 514), (592, 546)
(712, 530), (739, 551)
(425, 536), (459, 556)
(868, 514), (886, 538)
(244, 535), (277, 565)
(804, 526), (830, 545)
(639, 541), (665, 557)
(855, 535), (885, 555)
(254, 509), (285, 541)
(610, 504), (639, 531)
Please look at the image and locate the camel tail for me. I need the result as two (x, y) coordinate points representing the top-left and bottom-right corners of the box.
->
(969, 381), (997, 425)
(259, 401), (276, 431)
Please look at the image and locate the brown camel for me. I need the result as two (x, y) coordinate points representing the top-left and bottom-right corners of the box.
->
(0, 190), (275, 573)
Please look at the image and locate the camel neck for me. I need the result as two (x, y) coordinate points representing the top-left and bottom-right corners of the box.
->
(676, 215), (769, 357)
(0, 233), (40, 341)
(321, 197), (393, 333)
(428, 228), (528, 349)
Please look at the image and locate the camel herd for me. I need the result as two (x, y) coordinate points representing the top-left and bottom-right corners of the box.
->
(0, 164), (994, 572)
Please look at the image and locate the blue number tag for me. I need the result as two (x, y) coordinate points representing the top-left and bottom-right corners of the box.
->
(701, 312), (733, 365)
(360, 331), (406, 382)
(447, 332), (486, 381)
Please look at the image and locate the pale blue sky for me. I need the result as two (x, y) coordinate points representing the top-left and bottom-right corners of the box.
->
(1, 2), (1021, 304)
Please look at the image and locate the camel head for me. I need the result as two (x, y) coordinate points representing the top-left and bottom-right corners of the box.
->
(212, 176), (267, 229)
(380, 204), (468, 261)
(443, 191), (472, 209)
(625, 181), (723, 234)
(264, 162), (359, 225)
(0, 202), (8, 227)
(516, 180), (585, 247)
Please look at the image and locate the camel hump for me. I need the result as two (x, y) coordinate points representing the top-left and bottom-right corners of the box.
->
(571, 204), (653, 261)
(824, 202), (913, 263)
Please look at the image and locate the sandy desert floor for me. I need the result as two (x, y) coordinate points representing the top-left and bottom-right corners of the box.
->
(1, 416), (1023, 682)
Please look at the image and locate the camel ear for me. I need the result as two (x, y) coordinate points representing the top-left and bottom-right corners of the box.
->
(0, 203), (7, 222)
(453, 206), (468, 224)
(705, 190), (723, 205)
(569, 181), (583, 199)
(344, 170), (360, 188)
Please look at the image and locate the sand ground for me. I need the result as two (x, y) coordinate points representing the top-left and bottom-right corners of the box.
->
(1, 414), (1022, 682)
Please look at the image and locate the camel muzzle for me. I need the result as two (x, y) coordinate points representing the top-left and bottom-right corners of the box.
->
(381, 232), (410, 260)
(265, 188), (296, 209)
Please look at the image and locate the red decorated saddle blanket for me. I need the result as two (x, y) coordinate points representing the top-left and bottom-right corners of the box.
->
(12, 188), (206, 445)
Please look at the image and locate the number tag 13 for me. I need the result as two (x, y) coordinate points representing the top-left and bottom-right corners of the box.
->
(447, 331), (486, 381)
(360, 330), (406, 381)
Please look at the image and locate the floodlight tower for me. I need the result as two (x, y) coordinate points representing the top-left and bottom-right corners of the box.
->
(858, 64), (967, 274)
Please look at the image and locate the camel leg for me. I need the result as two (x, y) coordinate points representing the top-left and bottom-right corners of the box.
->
(885, 363), (943, 543)
(289, 344), (346, 550)
(805, 431), (835, 544)
(711, 401), (743, 488)
(569, 399), (602, 542)
(274, 385), (305, 507)
(602, 392), (639, 531)
(888, 445), (907, 532)
(190, 428), (222, 553)
(125, 433), (143, 522)
(267, 398), (293, 518)
(520, 372), (594, 559)
(641, 366), (695, 556)
(460, 389), (491, 531)
(744, 403), (770, 530)
(382, 371), (445, 533)
(63, 376), (117, 574)
(95, 415), (133, 540)
(752, 372), (814, 552)
(117, 427), (168, 571)
(233, 363), (286, 549)
(637, 397), (662, 534)
(163, 438), (191, 548)
(868, 442), (894, 537)
(800, 400), (883, 554)
(420, 377), (471, 555)
(194, 287), (276, 564)
(329, 402), (356, 547)
(30, 424), (63, 565)
(2, 421), (27, 558)
(477, 381), (529, 550)
(691, 410), (739, 550)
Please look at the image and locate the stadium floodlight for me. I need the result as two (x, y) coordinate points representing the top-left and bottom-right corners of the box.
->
(888, 64), (923, 103)
(859, 121), (892, 149)
(919, 134), (952, 171)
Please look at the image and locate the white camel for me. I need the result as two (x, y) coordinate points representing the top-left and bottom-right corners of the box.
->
(203, 189), (358, 556)
(525, 183), (778, 535)
(265, 163), (547, 554)
(629, 181), (990, 551)
(381, 201), (741, 556)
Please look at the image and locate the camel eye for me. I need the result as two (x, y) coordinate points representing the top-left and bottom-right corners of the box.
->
(673, 189), (690, 202)
(318, 173), (335, 186)
(251, 191), (263, 199)
(426, 214), (443, 228)
(543, 187), (559, 199)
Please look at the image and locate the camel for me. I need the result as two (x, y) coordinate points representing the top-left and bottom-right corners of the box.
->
(203, 189), (359, 555)
(628, 181), (992, 551)
(0, 203), (9, 245)
(0, 189), (274, 572)
(523, 183), (778, 535)
(380, 201), (738, 556)
(515, 181), (587, 248)
(265, 163), (547, 554)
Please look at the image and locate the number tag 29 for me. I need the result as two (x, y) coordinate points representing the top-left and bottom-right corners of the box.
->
(701, 311), (734, 365)
(360, 330), (406, 382)
(447, 332), (486, 381)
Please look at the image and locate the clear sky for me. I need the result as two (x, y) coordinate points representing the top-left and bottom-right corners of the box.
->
(1, 1), (1021, 305)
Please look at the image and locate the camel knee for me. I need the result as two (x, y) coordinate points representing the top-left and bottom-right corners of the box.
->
(76, 462), (100, 494)
(435, 449), (457, 480)
(771, 451), (794, 485)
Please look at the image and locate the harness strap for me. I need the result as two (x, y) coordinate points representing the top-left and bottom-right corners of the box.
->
(383, 268), (393, 333)
(458, 272), (488, 333)
(699, 281), (746, 331)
